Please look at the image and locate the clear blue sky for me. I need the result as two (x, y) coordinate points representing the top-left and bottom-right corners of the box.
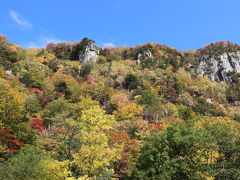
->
(1, 0), (240, 50)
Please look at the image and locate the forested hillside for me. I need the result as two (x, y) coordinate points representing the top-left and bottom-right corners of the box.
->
(1, 35), (240, 180)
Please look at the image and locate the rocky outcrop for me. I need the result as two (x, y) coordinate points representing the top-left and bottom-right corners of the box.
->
(196, 51), (240, 83)
(79, 43), (99, 64)
(137, 50), (153, 65)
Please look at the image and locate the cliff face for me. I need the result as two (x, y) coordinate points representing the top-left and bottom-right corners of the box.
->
(196, 52), (240, 83)
(194, 42), (240, 83)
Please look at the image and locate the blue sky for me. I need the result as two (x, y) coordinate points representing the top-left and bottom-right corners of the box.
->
(1, 0), (240, 50)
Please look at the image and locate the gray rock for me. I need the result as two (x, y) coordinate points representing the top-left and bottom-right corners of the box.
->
(137, 50), (153, 65)
(233, 101), (240, 106)
(6, 70), (12, 75)
(196, 51), (240, 83)
(79, 43), (99, 64)
(206, 98), (212, 104)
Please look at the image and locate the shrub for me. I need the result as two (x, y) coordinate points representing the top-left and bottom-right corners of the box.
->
(19, 70), (45, 89)
(130, 120), (214, 179)
(71, 37), (95, 60)
(24, 95), (42, 116)
(177, 105), (194, 120)
(136, 90), (162, 108)
(141, 57), (169, 70)
(226, 84), (240, 103)
(233, 114), (240, 122)
(80, 63), (93, 78)
(0, 36), (25, 69)
(123, 74), (142, 90)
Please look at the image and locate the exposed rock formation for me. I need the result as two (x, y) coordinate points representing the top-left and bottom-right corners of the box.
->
(79, 43), (99, 64)
(196, 51), (240, 83)
(137, 50), (153, 65)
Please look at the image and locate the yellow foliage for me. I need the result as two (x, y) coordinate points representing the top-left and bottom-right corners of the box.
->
(110, 61), (133, 77)
(109, 91), (129, 108)
(124, 59), (136, 66)
(0, 81), (26, 125)
(0, 67), (5, 77)
(72, 97), (99, 116)
(113, 102), (143, 120)
(157, 49), (165, 56)
(165, 102), (178, 117)
(41, 159), (71, 179)
(26, 48), (55, 63)
(73, 137), (120, 176)
(80, 105), (115, 132)
(66, 176), (96, 180)
(99, 55), (107, 62)
(176, 68), (192, 86)
(72, 104), (121, 177)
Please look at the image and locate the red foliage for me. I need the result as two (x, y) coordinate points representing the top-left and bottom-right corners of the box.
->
(47, 41), (80, 59)
(156, 77), (178, 102)
(31, 118), (46, 131)
(151, 123), (163, 131)
(106, 130), (140, 177)
(28, 88), (43, 94)
(0, 128), (24, 153)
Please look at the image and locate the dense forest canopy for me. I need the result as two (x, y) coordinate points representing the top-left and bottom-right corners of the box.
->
(1, 35), (240, 179)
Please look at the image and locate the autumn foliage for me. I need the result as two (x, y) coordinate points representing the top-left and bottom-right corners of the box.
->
(1, 36), (240, 179)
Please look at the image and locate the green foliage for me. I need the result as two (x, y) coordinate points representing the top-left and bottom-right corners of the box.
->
(12, 122), (36, 145)
(135, 89), (162, 108)
(71, 37), (95, 60)
(130, 120), (213, 180)
(52, 72), (81, 100)
(0, 35), (25, 69)
(200, 41), (240, 56)
(141, 57), (169, 70)
(19, 69), (45, 89)
(42, 98), (71, 127)
(80, 63), (93, 78)
(233, 114), (240, 122)
(24, 94), (42, 116)
(55, 81), (72, 97)
(177, 105), (194, 120)
(200, 117), (240, 179)
(0, 145), (70, 180)
(226, 84), (240, 103)
(13, 61), (52, 79)
(2, 36), (240, 179)
(123, 74), (142, 90)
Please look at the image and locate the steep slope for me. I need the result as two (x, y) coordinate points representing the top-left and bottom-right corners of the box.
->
(195, 41), (240, 83)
